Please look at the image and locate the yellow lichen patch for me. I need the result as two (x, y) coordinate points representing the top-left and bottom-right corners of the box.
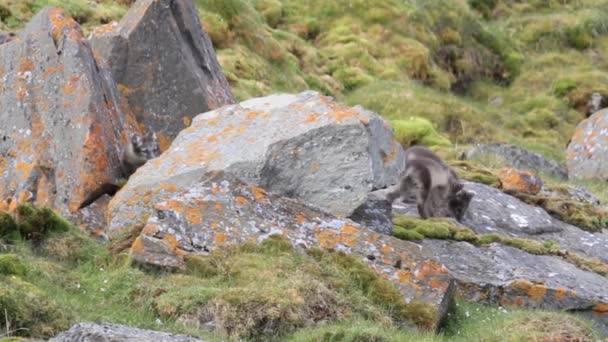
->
(310, 162), (319, 173)
(214, 232), (228, 245)
(554, 288), (568, 301)
(296, 214), (305, 225)
(185, 207), (202, 225)
(206, 134), (218, 143)
(163, 234), (180, 251)
(19, 58), (34, 73)
(210, 222), (220, 230)
(141, 223), (160, 235)
(214, 203), (223, 211)
(497, 167), (541, 194)
(246, 111), (264, 120)
(380, 244), (393, 255)
(428, 279), (446, 291)
(49, 7), (83, 43)
(593, 303), (608, 312)
(251, 186), (267, 202)
(316, 230), (339, 250)
(15, 162), (34, 175)
(235, 196), (249, 206)
(211, 186), (222, 194)
(510, 279), (548, 301)
(159, 182), (179, 192)
(340, 225), (359, 247)
(131, 236), (144, 252)
(330, 108), (360, 124)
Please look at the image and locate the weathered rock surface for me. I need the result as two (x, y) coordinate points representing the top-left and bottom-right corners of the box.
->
(539, 184), (601, 206)
(0, 8), (132, 215)
(349, 192), (394, 235)
(50, 322), (205, 342)
(90, 0), (235, 149)
(128, 171), (453, 330)
(108, 91), (405, 232)
(388, 181), (608, 263)
(567, 108), (608, 180)
(497, 167), (542, 194)
(463, 143), (567, 180)
(423, 240), (608, 335)
(0, 31), (15, 45)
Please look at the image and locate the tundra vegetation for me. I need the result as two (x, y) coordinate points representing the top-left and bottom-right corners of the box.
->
(1, 0), (608, 340)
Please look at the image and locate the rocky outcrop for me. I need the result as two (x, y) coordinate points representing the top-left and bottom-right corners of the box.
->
(50, 322), (205, 342)
(462, 143), (567, 180)
(107, 91), (404, 232)
(127, 171), (453, 330)
(0, 8), (132, 216)
(422, 240), (608, 335)
(567, 108), (608, 180)
(497, 167), (542, 194)
(89, 0), (235, 150)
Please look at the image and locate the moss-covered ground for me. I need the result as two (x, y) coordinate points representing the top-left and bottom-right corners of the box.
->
(0, 205), (600, 340)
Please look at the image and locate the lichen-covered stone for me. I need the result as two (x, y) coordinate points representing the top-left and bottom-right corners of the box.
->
(89, 0), (235, 149)
(497, 167), (542, 194)
(126, 171), (453, 331)
(567, 108), (608, 180)
(463, 143), (567, 180)
(0, 8), (132, 215)
(424, 240), (608, 334)
(50, 322), (205, 342)
(107, 91), (405, 232)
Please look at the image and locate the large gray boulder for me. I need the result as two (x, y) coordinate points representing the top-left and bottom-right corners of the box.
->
(462, 143), (567, 180)
(0, 8), (131, 215)
(567, 108), (608, 180)
(107, 91), (405, 232)
(90, 0), (235, 149)
(126, 171), (454, 331)
(50, 322), (205, 342)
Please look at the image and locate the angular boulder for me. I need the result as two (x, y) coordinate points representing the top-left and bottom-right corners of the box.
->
(463, 143), (567, 180)
(129, 171), (454, 331)
(89, 0), (235, 149)
(423, 240), (608, 335)
(108, 91), (405, 232)
(567, 108), (608, 180)
(497, 167), (542, 195)
(0, 8), (132, 215)
(50, 322), (205, 342)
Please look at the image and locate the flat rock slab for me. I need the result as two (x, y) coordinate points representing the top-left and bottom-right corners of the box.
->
(388, 182), (608, 263)
(50, 322), (205, 342)
(0, 7), (128, 215)
(567, 108), (608, 180)
(90, 0), (235, 149)
(129, 172), (453, 331)
(423, 240), (608, 335)
(108, 91), (404, 233)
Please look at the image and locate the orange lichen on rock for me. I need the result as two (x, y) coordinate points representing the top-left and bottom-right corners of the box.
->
(251, 186), (267, 202)
(303, 114), (318, 123)
(75, 123), (112, 211)
(554, 288), (568, 301)
(296, 214), (305, 225)
(415, 261), (447, 281)
(510, 279), (548, 300)
(48, 7), (84, 44)
(43, 65), (63, 79)
(397, 269), (413, 285)
(497, 167), (542, 195)
(317, 230), (339, 250)
(383, 144), (399, 163)
(185, 207), (202, 224)
(141, 223), (160, 235)
(593, 303), (608, 312)
(214, 232), (227, 244)
(131, 236), (144, 252)
(163, 234), (180, 251)
(235, 196), (249, 206)
(339, 225), (359, 247)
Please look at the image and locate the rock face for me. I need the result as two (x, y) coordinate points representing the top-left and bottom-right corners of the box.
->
(50, 322), (205, 342)
(0, 31), (15, 45)
(349, 192), (394, 235)
(90, 0), (235, 149)
(422, 240), (608, 335)
(128, 171), (454, 330)
(108, 91), (405, 232)
(567, 108), (608, 180)
(0, 8), (131, 215)
(463, 143), (567, 180)
(497, 167), (542, 195)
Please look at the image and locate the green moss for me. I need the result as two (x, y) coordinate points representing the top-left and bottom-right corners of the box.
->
(390, 118), (452, 148)
(0, 212), (18, 240)
(393, 226), (424, 241)
(0, 254), (26, 277)
(0, 277), (69, 338)
(13, 204), (71, 244)
(449, 161), (502, 187)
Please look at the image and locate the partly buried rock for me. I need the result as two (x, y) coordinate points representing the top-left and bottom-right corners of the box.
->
(567, 108), (608, 180)
(50, 322), (205, 342)
(349, 191), (394, 235)
(423, 240), (608, 335)
(463, 143), (567, 180)
(129, 171), (454, 331)
(90, 0), (235, 149)
(108, 91), (404, 232)
(0, 8), (131, 215)
(497, 167), (542, 195)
